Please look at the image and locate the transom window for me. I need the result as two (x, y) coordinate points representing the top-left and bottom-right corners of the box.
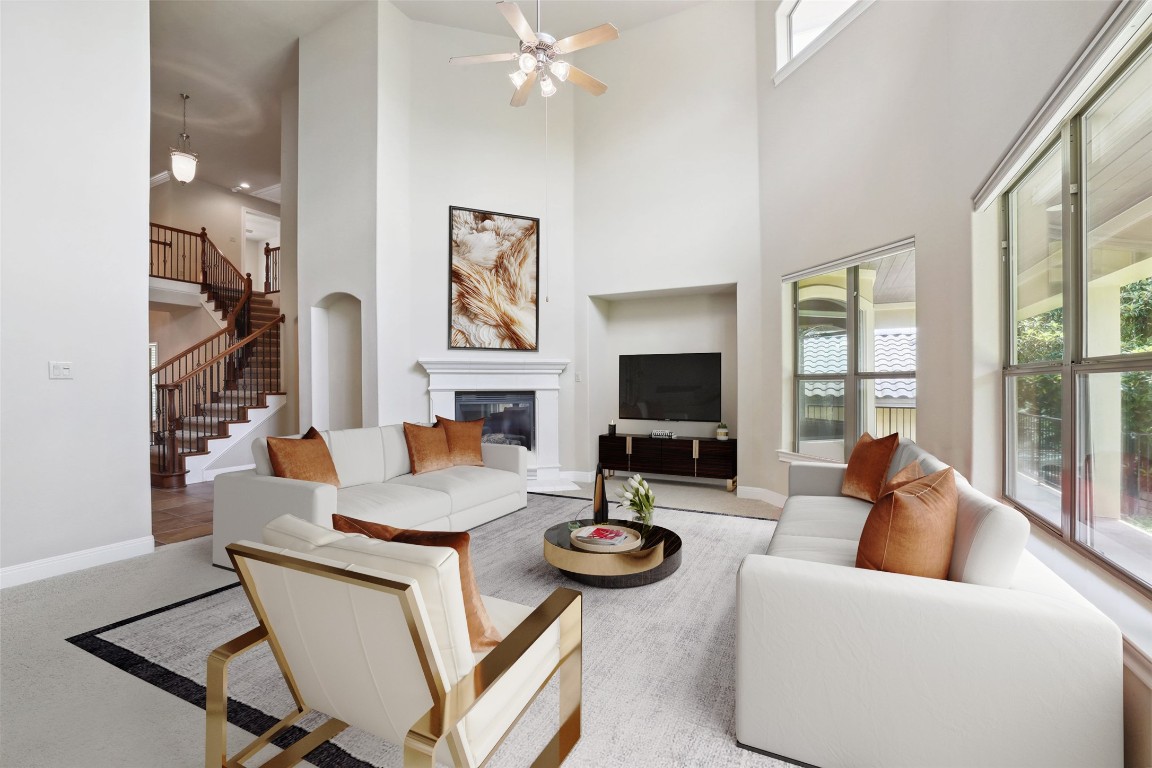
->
(1003, 40), (1152, 591)
(776, 0), (874, 78)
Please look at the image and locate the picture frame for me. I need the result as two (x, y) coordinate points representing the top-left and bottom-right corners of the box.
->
(448, 206), (540, 350)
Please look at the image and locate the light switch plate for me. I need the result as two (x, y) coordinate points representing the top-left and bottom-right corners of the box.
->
(49, 361), (74, 380)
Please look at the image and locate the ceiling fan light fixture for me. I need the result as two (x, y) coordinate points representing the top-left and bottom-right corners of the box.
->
(518, 52), (537, 74)
(549, 60), (570, 82)
(509, 70), (529, 88)
(540, 75), (557, 98)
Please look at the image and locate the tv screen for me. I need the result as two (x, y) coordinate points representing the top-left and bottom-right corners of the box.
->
(619, 353), (721, 422)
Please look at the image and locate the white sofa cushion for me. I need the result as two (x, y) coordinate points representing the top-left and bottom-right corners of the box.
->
(380, 423), (411, 481)
(950, 474), (1029, 587)
(336, 483), (452, 527)
(322, 427), (386, 488)
(392, 465), (524, 514)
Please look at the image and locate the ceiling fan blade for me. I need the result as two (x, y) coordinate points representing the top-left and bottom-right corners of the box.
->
(566, 66), (608, 96)
(510, 69), (538, 107)
(497, 1), (538, 46)
(450, 52), (518, 65)
(552, 23), (619, 55)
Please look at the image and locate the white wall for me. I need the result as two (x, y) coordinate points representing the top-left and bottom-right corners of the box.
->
(754, 0), (1114, 496)
(592, 291), (738, 440)
(150, 179), (279, 272)
(1, 0), (152, 574)
(405, 20), (576, 447)
(572, 2), (763, 488)
(149, 305), (221, 364)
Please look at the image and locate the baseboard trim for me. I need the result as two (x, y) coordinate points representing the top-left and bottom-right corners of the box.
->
(737, 485), (787, 507)
(0, 536), (155, 589)
(203, 464), (255, 482)
(562, 470), (595, 484)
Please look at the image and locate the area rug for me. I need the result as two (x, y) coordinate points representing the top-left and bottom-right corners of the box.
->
(68, 494), (787, 768)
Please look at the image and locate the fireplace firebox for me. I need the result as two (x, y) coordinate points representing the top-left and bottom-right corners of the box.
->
(454, 391), (535, 450)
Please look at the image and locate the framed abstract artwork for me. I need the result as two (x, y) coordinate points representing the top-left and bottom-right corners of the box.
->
(448, 206), (539, 350)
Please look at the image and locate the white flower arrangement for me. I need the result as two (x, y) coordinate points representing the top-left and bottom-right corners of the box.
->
(617, 473), (656, 529)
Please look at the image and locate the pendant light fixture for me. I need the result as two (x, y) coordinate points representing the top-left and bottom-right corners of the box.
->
(169, 93), (197, 184)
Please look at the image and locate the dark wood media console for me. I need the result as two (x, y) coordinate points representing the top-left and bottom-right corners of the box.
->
(598, 433), (738, 491)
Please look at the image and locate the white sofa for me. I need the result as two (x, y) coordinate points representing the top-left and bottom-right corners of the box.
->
(212, 424), (527, 568)
(736, 439), (1124, 768)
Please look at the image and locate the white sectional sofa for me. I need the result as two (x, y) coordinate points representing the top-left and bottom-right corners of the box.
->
(212, 424), (527, 567)
(736, 439), (1124, 768)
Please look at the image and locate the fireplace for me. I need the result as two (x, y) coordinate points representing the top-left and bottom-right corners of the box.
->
(417, 357), (574, 491)
(455, 391), (535, 450)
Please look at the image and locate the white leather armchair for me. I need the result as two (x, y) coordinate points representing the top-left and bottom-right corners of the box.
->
(207, 516), (582, 768)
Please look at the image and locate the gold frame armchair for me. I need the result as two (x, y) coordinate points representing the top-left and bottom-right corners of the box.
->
(207, 541), (582, 768)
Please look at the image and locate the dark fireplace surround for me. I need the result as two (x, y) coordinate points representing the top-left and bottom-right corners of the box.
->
(454, 391), (535, 451)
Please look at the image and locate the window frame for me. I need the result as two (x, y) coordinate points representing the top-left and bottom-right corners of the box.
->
(790, 241), (917, 460)
(774, 0), (875, 85)
(1002, 35), (1152, 595)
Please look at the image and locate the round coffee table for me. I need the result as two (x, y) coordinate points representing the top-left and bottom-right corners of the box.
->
(543, 519), (682, 588)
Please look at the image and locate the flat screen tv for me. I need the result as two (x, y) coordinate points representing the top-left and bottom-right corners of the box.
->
(619, 353), (721, 422)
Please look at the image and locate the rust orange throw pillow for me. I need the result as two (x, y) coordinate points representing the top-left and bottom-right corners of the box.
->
(435, 415), (485, 467)
(856, 467), (958, 580)
(403, 422), (453, 475)
(880, 461), (925, 497)
(331, 514), (503, 652)
(266, 427), (340, 486)
(841, 432), (900, 502)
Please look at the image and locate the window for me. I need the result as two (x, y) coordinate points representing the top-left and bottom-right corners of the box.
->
(791, 242), (916, 460)
(776, 0), (874, 78)
(1004, 41), (1152, 590)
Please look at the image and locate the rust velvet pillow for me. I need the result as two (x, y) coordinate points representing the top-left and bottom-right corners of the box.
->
(435, 415), (485, 467)
(266, 427), (340, 486)
(856, 467), (958, 580)
(403, 422), (453, 475)
(841, 432), (900, 502)
(880, 461), (925, 497)
(331, 514), (503, 652)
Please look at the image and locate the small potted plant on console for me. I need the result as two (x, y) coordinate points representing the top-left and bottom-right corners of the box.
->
(716, 422), (729, 440)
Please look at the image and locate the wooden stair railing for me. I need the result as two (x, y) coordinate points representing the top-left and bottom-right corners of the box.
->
(263, 242), (281, 294)
(151, 314), (285, 488)
(150, 223), (253, 335)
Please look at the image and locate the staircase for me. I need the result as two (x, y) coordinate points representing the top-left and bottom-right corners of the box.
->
(149, 223), (285, 489)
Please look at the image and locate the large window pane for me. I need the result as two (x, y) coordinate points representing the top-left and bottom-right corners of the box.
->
(1011, 145), (1064, 364)
(1084, 46), (1152, 359)
(798, 379), (845, 460)
(1077, 371), (1152, 586)
(1007, 373), (1063, 527)
(797, 272), (847, 375)
(858, 250), (916, 373)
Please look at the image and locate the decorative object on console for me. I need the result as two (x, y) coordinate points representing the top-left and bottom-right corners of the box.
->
(650, 429), (676, 439)
(331, 514), (503, 651)
(840, 431), (900, 502)
(448, 206), (539, 351)
(618, 473), (655, 534)
(434, 414), (485, 466)
(592, 462), (609, 524)
(608, 419), (616, 437)
(265, 427), (340, 486)
(449, 1), (618, 107)
(715, 423), (729, 440)
(856, 467), (958, 579)
(402, 421), (454, 475)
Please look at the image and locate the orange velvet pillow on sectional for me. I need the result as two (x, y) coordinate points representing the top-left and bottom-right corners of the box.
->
(331, 514), (503, 652)
(855, 467), (958, 580)
(403, 422), (453, 475)
(435, 415), (485, 467)
(266, 427), (340, 486)
(841, 432), (900, 502)
(880, 461), (925, 497)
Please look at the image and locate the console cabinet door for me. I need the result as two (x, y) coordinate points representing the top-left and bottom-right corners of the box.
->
(662, 438), (695, 476)
(697, 439), (737, 479)
(598, 435), (629, 472)
(628, 437), (663, 474)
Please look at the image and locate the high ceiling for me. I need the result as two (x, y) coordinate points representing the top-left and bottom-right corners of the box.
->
(150, 0), (702, 198)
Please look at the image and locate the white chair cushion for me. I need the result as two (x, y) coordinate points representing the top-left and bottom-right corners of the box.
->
(391, 466), (523, 513)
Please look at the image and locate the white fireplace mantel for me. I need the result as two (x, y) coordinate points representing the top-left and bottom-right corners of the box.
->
(417, 357), (575, 491)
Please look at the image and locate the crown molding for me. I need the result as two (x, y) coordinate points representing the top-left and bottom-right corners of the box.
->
(250, 184), (281, 204)
(150, 171), (171, 187)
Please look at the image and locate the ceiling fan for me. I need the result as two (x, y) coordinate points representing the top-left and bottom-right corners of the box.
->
(450, 1), (619, 107)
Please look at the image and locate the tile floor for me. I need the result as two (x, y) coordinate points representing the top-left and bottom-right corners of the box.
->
(151, 481), (215, 545)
